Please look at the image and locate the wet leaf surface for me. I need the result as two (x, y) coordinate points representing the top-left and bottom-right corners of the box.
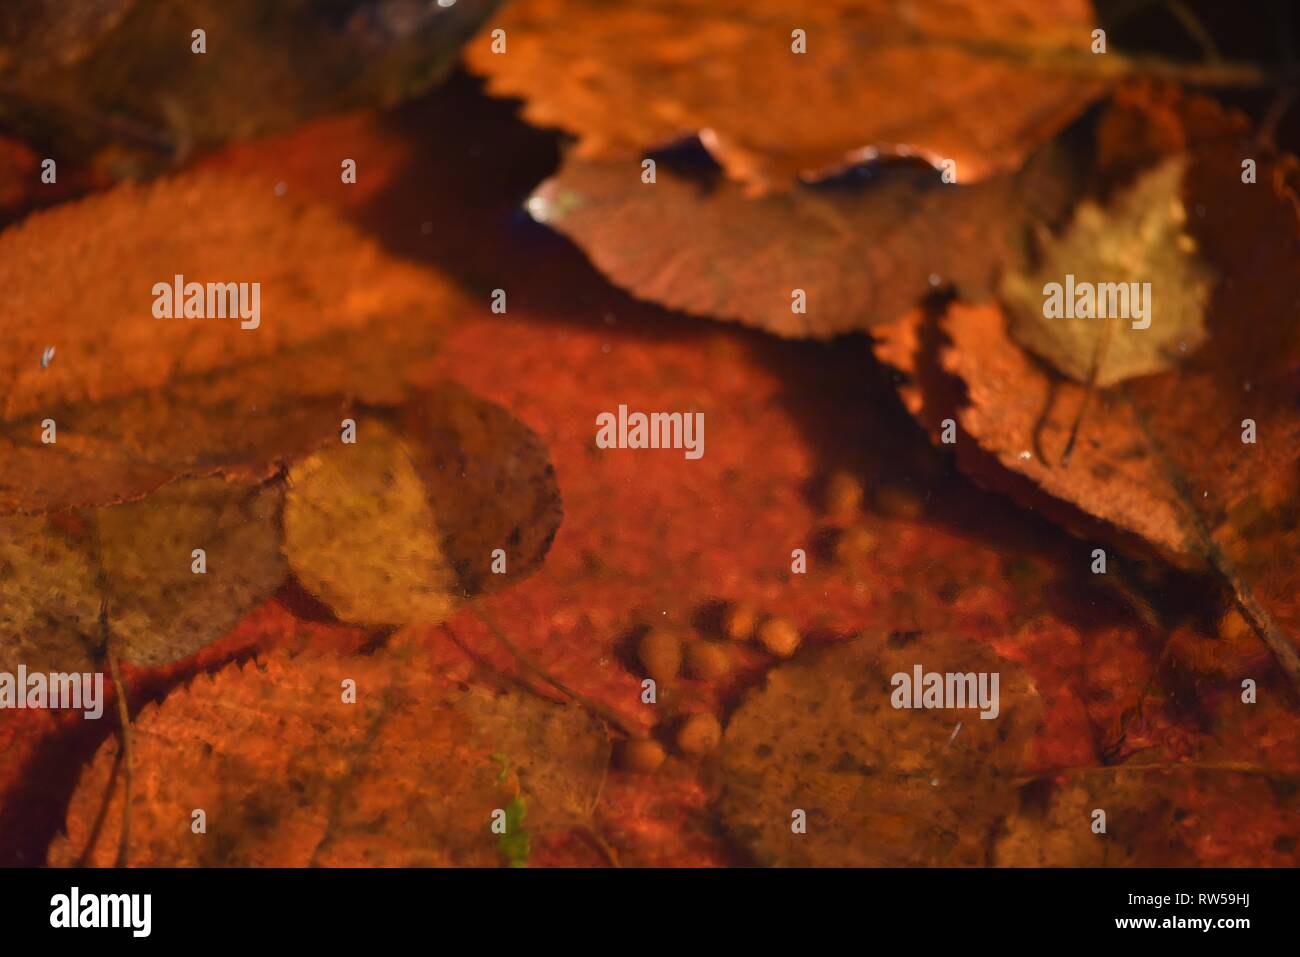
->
(530, 140), (1078, 337)
(1, 0), (500, 172)
(0, 173), (467, 513)
(1001, 155), (1214, 387)
(0, 475), (286, 672)
(48, 649), (608, 866)
(467, 0), (1104, 192)
(717, 632), (1043, 866)
(283, 385), (562, 627)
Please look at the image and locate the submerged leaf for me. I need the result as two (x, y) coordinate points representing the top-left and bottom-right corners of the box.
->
(1001, 156), (1214, 387)
(0, 173), (467, 513)
(530, 140), (1078, 338)
(717, 633), (1042, 866)
(995, 767), (1300, 866)
(0, 474), (286, 672)
(467, 0), (1104, 193)
(0, 0), (500, 170)
(48, 651), (609, 866)
(95, 476), (286, 667)
(283, 418), (460, 628)
(283, 384), (563, 627)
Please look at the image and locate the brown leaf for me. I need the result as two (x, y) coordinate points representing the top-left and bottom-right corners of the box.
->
(995, 767), (1300, 866)
(47, 651), (609, 866)
(529, 139), (1079, 337)
(467, 0), (1105, 193)
(0, 173), (468, 513)
(1001, 155), (1214, 387)
(918, 88), (1300, 683)
(283, 384), (563, 627)
(396, 381), (564, 597)
(1, 0), (499, 170)
(283, 418), (460, 627)
(0, 474), (285, 671)
(716, 632), (1042, 866)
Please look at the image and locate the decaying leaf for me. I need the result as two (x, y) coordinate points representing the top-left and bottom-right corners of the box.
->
(47, 650), (609, 866)
(908, 87), (1300, 684)
(0, 475), (286, 672)
(395, 381), (564, 597)
(0, 173), (468, 513)
(455, 684), (609, 830)
(0, 0), (500, 170)
(529, 139), (1079, 337)
(995, 767), (1300, 866)
(1000, 155), (1214, 387)
(467, 0), (1104, 193)
(283, 384), (562, 627)
(283, 418), (459, 627)
(716, 632), (1042, 866)
(95, 477), (286, 667)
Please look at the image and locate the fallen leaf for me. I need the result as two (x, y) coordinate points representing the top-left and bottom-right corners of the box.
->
(922, 87), (1300, 683)
(396, 381), (564, 597)
(0, 475), (286, 672)
(96, 477), (286, 667)
(283, 418), (459, 627)
(283, 384), (562, 627)
(1000, 155), (1214, 387)
(716, 632), (1042, 866)
(995, 767), (1300, 866)
(467, 0), (1105, 192)
(529, 138), (1078, 337)
(455, 683), (608, 830)
(0, 173), (468, 513)
(48, 650), (608, 866)
(0, 0), (499, 171)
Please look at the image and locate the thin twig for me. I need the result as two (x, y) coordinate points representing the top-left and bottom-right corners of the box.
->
(1125, 397), (1300, 693)
(1163, 0), (1222, 64)
(471, 606), (639, 738)
(1017, 760), (1300, 785)
(1060, 315), (1117, 467)
(101, 600), (133, 868)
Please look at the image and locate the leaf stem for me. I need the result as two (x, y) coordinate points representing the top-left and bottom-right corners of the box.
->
(471, 606), (639, 738)
(1125, 397), (1300, 694)
(102, 600), (133, 868)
